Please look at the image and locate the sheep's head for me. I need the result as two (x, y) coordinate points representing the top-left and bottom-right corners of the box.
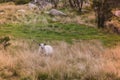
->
(39, 43), (46, 49)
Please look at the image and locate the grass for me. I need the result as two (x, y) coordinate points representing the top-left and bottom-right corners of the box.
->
(0, 41), (120, 80)
(0, 2), (119, 47)
(0, 2), (120, 80)
(0, 23), (120, 46)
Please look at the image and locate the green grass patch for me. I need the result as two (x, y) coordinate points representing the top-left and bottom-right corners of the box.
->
(0, 23), (120, 47)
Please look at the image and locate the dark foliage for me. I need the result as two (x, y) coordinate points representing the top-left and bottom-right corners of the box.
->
(92, 0), (112, 28)
(92, 0), (120, 28)
(13, 0), (31, 4)
(0, 36), (11, 50)
(0, 0), (31, 4)
(69, 0), (84, 12)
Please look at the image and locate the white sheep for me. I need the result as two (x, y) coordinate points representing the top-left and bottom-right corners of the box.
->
(39, 43), (53, 55)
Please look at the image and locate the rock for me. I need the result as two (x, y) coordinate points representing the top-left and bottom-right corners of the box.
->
(106, 21), (120, 34)
(33, 0), (52, 10)
(52, 18), (58, 22)
(0, 10), (5, 14)
(81, 9), (89, 13)
(48, 9), (67, 16)
(114, 10), (120, 17)
(17, 9), (26, 13)
(28, 2), (38, 10)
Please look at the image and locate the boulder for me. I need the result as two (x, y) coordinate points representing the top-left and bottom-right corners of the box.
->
(114, 10), (120, 17)
(48, 9), (67, 16)
(52, 18), (59, 22)
(106, 21), (120, 34)
(28, 2), (38, 10)
(0, 10), (5, 14)
(17, 9), (26, 13)
(32, 0), (52, 10)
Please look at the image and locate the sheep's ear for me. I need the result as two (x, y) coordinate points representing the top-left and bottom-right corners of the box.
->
(39, 44), (41, 46)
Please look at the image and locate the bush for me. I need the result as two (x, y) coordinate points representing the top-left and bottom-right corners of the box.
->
(0, 0), (14, 3)
(0, 0), (31, 4)
(0, 36), (11, 50)
(37, 73), (49, 80)
(13, 0), (31, 4)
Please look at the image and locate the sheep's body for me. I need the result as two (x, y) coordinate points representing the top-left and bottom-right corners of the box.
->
(39, 43), (53, 55)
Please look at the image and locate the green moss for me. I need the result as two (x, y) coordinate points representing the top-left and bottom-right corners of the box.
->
(37, 73), (49, 80)
(0, 23), (120, 47)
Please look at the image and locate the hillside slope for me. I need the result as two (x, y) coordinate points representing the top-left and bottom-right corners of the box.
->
(0, 2), (120, 80)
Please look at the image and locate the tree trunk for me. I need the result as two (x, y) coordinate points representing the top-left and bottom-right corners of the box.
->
(69, 0), (74, 7)
(97, 14), (105, 28)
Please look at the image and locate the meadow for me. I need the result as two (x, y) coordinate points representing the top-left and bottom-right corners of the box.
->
(0, 2), (120, 80)
(0, 22), (120, 47)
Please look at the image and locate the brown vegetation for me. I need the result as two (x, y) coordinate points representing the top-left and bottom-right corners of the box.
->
(0, 1), (120, 80)
(0, 40), (120, 80)
(0, 2), (32, 24)
(104, 45), (120, 76)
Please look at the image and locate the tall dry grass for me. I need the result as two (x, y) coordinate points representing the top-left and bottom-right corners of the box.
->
(0, 2), (40, 24)
(0, 2), (96, 27)
(103, 45), (120, 76)
(0, 40), (120, 80)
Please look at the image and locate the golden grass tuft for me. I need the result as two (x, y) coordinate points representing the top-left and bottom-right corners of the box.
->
(0, 40), (120, 79)
(0, 40), (120, 80)
(103, 45), (120, 76)
(0, 2), (39, 24)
